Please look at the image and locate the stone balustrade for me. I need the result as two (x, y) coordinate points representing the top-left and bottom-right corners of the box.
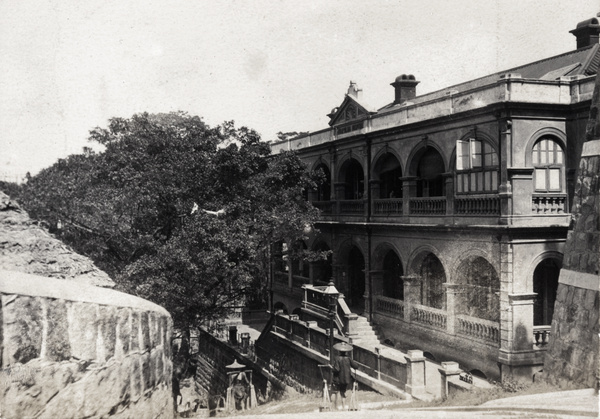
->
(455, 195), (500, 215)
(409, 197), (446, 215)
(374, 295), (404, 317)
(532, 194), (567, 214)
(0, 270), (173, 419)
(373, 198), (403, 215)
(456, 314), (500, 344)
(410, 304), (447, 329)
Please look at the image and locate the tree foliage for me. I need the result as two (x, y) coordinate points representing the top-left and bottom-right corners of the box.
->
(21, 112), (320, 330)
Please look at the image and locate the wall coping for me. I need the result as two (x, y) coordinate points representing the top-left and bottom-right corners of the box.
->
(559, 268), (600, 291)
(0, 270), (170, 316)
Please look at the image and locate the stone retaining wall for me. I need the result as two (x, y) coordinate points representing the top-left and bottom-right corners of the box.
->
(0, 270), (174, 419)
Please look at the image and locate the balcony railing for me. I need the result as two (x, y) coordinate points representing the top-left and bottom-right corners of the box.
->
(375, 295), (404, 317)
(373, 198), (403, 215)
(409, 197), (446, 215)
(455, 195), (500, 215)
(312, 200), (334, 214)
(309, 193), (569, 218)
(532, 194), (567, 214)
(456, 314), (500, 344)
(410, 303), (447, 329)
(339, 199), (365, 214)
(533, 325), (551, 346)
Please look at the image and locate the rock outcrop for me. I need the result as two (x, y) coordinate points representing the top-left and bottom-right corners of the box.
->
(0, 191), (114, 287)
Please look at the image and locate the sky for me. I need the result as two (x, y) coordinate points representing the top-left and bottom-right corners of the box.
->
(1, 0), (598, 178)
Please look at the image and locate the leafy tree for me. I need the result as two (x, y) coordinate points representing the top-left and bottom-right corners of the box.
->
(21, 112), (321, 333)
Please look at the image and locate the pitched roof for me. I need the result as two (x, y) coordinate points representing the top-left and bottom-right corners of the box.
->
(380, 44), (600, 111)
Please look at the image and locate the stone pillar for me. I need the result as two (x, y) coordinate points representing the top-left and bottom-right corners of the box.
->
(405, 350), (426, 397)
(507, 293), (537, 350)
(402, 275), (420, 323)
(444, 284), (461, 335)
(334, 182), (345, 214)
(507, 168), (534, 217)
(369, 180), (380, 214)
(401, 177), (417, 216)
(439, 361), (461, 400)
(443, 172), (454, 215)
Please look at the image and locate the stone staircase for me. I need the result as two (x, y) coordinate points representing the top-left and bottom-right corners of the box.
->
(350, 315), (383, 349)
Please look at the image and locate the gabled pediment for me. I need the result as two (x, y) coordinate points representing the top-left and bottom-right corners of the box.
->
(328, 82), (377, 127)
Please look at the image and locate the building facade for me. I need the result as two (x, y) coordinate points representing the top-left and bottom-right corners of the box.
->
(270, 18), (600, 381)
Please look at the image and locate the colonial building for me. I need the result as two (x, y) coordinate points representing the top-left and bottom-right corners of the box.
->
(269, 18), (600, 381)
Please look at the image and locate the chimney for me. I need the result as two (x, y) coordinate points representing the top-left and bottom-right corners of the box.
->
(347, 81), (363, 101)
(391, 74), (419, 105)
(570, 17), (600, 49)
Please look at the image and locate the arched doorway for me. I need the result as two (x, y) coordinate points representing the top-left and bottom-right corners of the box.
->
(456, 257), (500, 321)
(347, 246), (365, 312)
(533, 258), (561, 326)
(420, 253), (446, 309)
(383, 250), (404, 299)
(416, 147), (445, 197)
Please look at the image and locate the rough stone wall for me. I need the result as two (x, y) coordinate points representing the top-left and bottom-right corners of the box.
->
(0, 271), (174, 419)
(543, 72), (600, 389)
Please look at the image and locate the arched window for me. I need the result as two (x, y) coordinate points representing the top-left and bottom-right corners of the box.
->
(532, 138), (564, 192)
(456, 138), (498, 193)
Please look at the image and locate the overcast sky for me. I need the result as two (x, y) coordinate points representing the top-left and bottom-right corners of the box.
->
(1, 0), (598, 177)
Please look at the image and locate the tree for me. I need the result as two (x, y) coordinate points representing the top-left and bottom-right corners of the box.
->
(21, 112), (321, 332)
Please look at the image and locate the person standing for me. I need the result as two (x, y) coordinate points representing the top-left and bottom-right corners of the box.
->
(331, 351), (358, 410)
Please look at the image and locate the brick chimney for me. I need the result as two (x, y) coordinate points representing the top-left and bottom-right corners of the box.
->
(570, 17), (600, 49)
(391, 74), (419, 105)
